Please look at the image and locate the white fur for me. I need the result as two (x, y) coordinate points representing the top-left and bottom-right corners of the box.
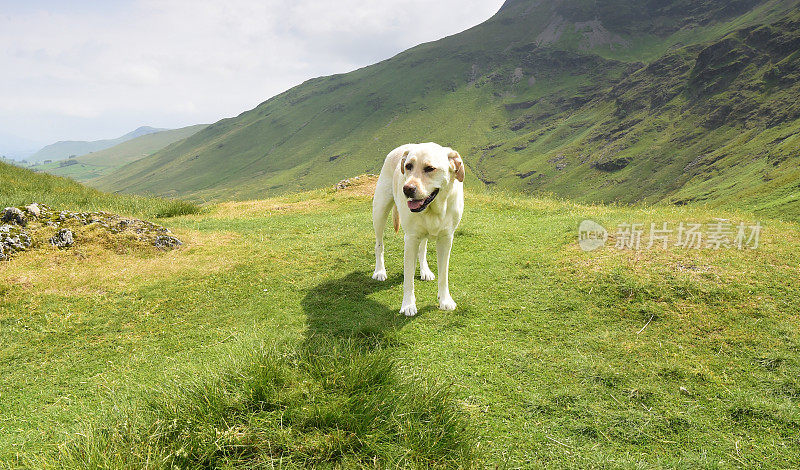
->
(372, 142), (464, 316)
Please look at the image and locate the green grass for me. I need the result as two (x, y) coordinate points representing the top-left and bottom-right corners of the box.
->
(153, 199), (204, 218)
(1, 161), (201, 219)
(2, 175), (799, 467)
(49, 337), (474, 469)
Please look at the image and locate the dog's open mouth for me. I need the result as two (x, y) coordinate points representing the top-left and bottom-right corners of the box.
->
(407, 188), (439, 212)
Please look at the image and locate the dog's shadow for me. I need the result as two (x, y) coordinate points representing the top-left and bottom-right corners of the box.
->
(302, 271), (417, 347)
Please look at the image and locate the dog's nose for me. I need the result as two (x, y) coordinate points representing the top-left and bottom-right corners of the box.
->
(403, 184), (416, 198)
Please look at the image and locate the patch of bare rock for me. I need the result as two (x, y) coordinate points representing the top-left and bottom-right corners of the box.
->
(1, 203), (182, 261)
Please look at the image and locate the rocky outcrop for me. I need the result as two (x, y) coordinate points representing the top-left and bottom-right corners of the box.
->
(592, 157), (631, 172)
(154, 235), (182, 250)
(2, 207), (27, 226)
(0, 203), (183, 261)
(50, 229), (74, 248)
(25, 203), (41, 217)
(335, 174), (378, 190)
(0, 224), (32, 261)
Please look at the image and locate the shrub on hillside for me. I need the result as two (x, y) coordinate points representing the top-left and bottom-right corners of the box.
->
(154, 199), (202, 218)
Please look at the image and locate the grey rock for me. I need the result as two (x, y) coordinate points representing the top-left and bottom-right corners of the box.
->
(18, 232), (32, 248)
(154, 234), (182, 250)
(2, 207), (26, 226)
(1, 227), (31, 256)
(25, 203), (41, 218)
(50, 229), (74, 248)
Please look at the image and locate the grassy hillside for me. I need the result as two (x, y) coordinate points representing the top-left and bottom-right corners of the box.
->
(30, 124), (207, 182)
(93, 0), (800, 220)
(27, 126), (166, 164)
(2, 175), (799, 467)
(0, 161), (198, 219)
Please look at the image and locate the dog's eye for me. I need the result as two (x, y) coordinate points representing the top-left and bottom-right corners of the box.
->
(405, 163), (413, 171)
(424, 166), (435, 173)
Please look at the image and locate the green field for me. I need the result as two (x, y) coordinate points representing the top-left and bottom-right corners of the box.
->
(2, 169), (799, 467)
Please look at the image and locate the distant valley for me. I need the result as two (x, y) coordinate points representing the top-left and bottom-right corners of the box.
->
(30, 125), (207, 182)
(25, 126), (167, 164)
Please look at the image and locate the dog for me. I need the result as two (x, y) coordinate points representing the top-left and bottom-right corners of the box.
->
(372, 142), (465, 316)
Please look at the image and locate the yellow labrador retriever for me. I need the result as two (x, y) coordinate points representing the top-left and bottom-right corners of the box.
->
(372, 142), (465, 316)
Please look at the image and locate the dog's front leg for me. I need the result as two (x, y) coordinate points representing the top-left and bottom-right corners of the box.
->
(419, 238), (435, 281)
(400, 233), (420, 316)
(436, 232), (456, 310)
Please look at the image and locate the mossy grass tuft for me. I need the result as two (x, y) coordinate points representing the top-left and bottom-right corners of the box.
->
(154, 199), (203, 218)
(50, 337), (475, 469)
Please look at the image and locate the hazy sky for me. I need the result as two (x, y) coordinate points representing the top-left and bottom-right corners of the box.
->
(0, 0), (504, 156)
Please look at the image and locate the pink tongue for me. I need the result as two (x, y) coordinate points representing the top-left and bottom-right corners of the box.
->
(407, 199), (424, 210)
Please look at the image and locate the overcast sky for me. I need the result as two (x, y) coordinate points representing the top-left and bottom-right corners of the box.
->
(0, 0), (504, 157)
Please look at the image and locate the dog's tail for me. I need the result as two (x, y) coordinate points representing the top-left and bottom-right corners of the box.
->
(392, 205), (399, 233)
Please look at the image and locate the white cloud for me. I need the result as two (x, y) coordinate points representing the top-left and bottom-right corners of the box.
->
(0, 0), (504, 151)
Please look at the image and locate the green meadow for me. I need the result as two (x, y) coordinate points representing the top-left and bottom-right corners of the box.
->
(2, 170), (798, 468)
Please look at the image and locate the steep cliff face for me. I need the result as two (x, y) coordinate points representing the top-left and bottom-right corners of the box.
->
(93, 0), (800, 219)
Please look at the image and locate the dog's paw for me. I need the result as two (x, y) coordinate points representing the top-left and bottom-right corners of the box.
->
(372, 270), (387, 281)
(400, 303), (418, 317)
(438, 296), (457, 311)
(420, 269), (435, 281)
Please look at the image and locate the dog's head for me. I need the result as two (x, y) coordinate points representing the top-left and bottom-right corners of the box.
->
(400, 143), (464, 213)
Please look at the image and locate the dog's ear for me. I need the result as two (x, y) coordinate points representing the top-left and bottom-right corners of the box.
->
(400, 150), (410, 174)
(448, 151), (465, 182)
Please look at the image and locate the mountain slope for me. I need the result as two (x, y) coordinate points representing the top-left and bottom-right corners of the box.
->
(28, 126), (167, 163)
(94, 0), (800, 219)
(32, 124), (207, 182)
